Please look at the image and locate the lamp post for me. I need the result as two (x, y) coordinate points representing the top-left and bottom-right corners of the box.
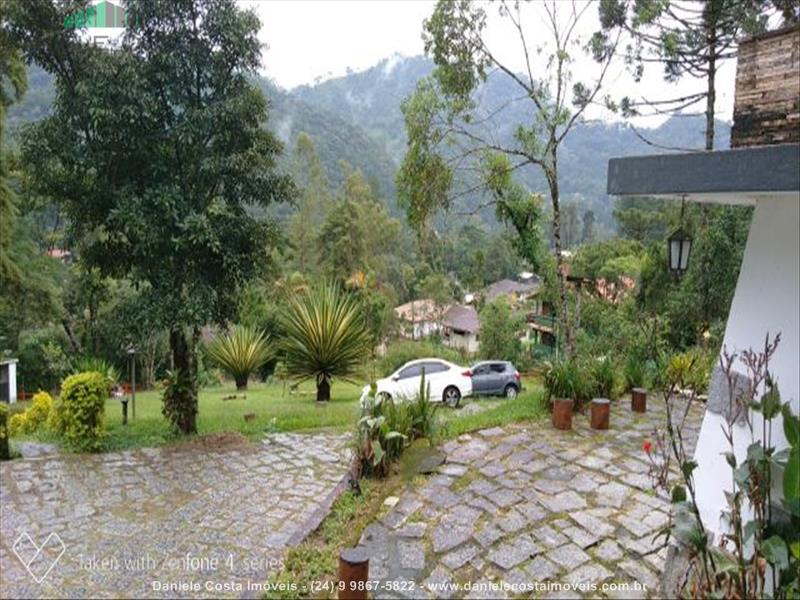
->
(668, 196), (692, 276)
(127, 346), (136, 420)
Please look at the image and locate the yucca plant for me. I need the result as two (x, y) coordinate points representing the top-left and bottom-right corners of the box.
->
(207, 325), (271, 390)
(279, 283), (371, 402)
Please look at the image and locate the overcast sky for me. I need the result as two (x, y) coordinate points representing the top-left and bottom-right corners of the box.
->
(240, 0), (737, 125)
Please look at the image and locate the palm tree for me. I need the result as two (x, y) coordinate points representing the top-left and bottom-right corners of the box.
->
(280, 283), (371, 402)
(207, 325), (271, 390)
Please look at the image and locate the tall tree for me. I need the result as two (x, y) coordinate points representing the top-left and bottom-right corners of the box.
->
(479, 297), (522, 362)
(597, 0), (788, 150)
(288, 133), (331, 275)
(0, 28), (26, 282)
(317, 164), (399, 284)
(8, 0), (294, 433)
(397, 0), (620, 356)
(582, 209), (596, 243)
(614, 197), (671, 242)
(597, 1), (783, 342)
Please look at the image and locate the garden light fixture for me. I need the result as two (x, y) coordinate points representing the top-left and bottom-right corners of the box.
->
(127, 345), (137, 420)
(668, 195), (692, 276)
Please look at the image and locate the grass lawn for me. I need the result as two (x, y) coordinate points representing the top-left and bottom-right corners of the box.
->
(438, 384), (546, 439)
(11, 379), (364, 452)
(9, 376), (545, 453)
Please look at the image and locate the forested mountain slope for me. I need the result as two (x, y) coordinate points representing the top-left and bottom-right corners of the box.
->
(9, 57), (731, 232)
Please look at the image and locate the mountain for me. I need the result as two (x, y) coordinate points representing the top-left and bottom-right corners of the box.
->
(6, 66), (399, 205)
(8, 57), (731, 233)
(254, 78), (397, 202)
(291, 55), (730, 230)
(292, 55), (432, 163)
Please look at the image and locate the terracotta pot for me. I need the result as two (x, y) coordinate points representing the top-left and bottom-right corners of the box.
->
(552, 398), (573, 430)
(590, 398), (610, 430)
(631, 388), (647, 413)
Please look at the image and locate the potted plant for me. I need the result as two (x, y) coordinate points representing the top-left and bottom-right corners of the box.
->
(544, 359), (586, 430)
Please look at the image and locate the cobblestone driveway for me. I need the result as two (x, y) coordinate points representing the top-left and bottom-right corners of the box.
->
(0, 432), (350, 599)
(357, 396), (704, 599)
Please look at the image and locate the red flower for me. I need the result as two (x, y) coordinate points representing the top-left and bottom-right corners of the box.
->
(643, 440), (653, 454)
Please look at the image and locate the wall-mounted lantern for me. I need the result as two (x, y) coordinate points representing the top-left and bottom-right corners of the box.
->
(668, 196), (692, 276)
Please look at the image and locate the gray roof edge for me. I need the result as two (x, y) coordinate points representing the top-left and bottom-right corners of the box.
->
(607, 143), (800, 197)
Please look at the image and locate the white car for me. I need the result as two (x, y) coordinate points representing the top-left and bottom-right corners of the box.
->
(361, 359), (473, 408)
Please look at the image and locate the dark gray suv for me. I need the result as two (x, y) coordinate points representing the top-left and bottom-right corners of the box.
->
(470, 361), (522, 398)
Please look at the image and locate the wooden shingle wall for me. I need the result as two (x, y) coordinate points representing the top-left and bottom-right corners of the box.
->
(731, 25), (800, 148)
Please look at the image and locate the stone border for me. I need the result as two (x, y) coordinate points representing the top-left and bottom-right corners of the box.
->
(288, 465), (354, 547)
(240, 455), (354, 600)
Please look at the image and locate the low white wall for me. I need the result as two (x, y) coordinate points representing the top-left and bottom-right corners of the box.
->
(694, 194), (800, 533)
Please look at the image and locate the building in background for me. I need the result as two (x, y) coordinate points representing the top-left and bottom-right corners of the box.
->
(442, 305), (480, 353)
(394, 299), (444, 340)
(0, 359), (18, 404)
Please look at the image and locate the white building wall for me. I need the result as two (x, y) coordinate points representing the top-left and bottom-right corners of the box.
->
(694, 194), (800, 533)
(9, 363), (16, 404)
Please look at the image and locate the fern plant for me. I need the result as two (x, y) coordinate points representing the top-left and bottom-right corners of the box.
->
(207, 325), (271, 390)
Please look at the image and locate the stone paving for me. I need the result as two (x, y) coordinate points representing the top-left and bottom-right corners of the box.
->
(0, 432), (350, 599)
(357, 396), (704, 599)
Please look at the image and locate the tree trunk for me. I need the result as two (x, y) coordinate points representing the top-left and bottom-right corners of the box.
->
(235, 375), (248, 391)
(143, 344), (157, 389)
(547, 151), (575, 358)
(697, 24), (717, 342)
(705, 22), (717, 152)
(61, 319), (82, 355)
(316, 375), (331, 402)
(164, 328), (198, 434)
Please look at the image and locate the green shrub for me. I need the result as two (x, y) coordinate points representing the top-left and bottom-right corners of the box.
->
(378, 340), (461, 376)
(408, 375), (438, 440)
(9, 413), (26, 436)
(47, 399), (65, 435)
(381, 399), (413, 461)
(355, 373), (438, 477)
(27, 391), (53, 432)
(479, 297), (522, 361)
(543, 359), (591, 410)
(658, 348), (713, 393)
(17, 327), (72, 392)
(26, 391), (53, 433)
(0, 403), (9, 460)
(59, 372), (108, 452)
(355, 389), (408, 478)
(7, 391), (54, 435)
(623, 354), (646, 391)
(590, 357), (617, 400)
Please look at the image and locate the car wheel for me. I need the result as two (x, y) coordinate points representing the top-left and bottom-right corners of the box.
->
(443, 386), (461, 408)
(504, 384), (518, 399)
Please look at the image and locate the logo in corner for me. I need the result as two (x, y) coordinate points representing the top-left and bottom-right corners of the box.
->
(12, 532), (66, 583)
(63, 1), (140, 30)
